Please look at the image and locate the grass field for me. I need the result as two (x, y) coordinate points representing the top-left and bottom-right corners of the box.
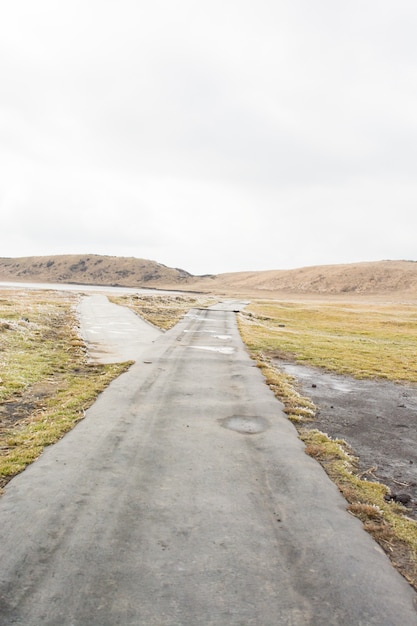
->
(239, 299), (417, 382)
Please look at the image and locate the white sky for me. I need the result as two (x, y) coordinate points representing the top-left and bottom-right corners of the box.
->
(1, 0), (416, 275)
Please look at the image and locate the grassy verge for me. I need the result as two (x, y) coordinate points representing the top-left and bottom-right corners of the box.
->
(109, 293), (217, 329)
(0, 290), (129, 487)
(238, 299), (417, 590)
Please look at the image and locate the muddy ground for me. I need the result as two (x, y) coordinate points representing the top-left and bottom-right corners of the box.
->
(274, 361), (417, 520)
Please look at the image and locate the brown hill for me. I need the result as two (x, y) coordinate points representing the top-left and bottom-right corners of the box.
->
(0, 255), (416, 300)
(0, 254), (193, 288)
(194, 261), (417, 299)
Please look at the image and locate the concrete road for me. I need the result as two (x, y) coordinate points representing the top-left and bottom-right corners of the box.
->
(77, 294), (162, 363)
(0, 300), (416, 625)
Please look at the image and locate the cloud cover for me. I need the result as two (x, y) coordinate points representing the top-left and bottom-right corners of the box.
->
(1, 0), (416, 274)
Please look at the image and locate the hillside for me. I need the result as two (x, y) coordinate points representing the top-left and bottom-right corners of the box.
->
(0, 254), (193, 288)
(0, 255), (416, 300)
(193, 260), (417, 298)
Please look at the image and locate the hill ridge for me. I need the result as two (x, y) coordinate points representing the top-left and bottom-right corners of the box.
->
(0, 255), (416, 298)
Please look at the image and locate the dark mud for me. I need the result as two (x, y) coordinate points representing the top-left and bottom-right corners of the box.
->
(275, 361), (417, 520)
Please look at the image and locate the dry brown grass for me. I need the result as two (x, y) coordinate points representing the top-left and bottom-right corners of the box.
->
(109, 293), (217, 330)
(239, 299), (417, 382)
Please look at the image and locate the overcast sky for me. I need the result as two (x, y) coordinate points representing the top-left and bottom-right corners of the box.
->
(1, 1), (416, 275)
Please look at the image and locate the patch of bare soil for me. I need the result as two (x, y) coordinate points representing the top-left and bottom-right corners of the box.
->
(0, 380), (58, 431)
(275, 361), (417, 520)
(0, 379), (63, 492)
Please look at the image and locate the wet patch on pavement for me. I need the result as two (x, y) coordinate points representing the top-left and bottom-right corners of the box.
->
(189, 345), (235, 355)
(219, 415), (270, 434)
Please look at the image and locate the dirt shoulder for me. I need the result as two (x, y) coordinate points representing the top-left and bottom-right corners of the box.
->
(276, 361), (417, 520)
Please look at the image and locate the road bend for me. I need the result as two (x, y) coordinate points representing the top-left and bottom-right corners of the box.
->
(0, 300), (416, 625)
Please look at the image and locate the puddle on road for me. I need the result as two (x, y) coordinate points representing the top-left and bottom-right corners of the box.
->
(282, 363), (355, 393)
(189, 346), (235, 355)
(219, 416), (270, 435)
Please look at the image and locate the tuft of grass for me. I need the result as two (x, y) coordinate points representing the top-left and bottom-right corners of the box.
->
(298, 427), (417, 588)
(254, 353), (316, 423)
(238, 301), (417, 590)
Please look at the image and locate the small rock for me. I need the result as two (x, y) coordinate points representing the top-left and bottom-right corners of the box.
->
(389, 492), (412, 505)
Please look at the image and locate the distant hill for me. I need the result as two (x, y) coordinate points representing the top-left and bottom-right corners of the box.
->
(0, 254), (194, 288)
(0, 255), (416, 300)
(192, 260), (417, 298)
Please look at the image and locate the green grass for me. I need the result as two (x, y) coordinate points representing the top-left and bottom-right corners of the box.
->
(0, 296), (72, 400)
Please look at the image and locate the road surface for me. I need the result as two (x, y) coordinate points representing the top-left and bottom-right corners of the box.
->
(0, 296), (416, 625)
(77, 294), (162, 362)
